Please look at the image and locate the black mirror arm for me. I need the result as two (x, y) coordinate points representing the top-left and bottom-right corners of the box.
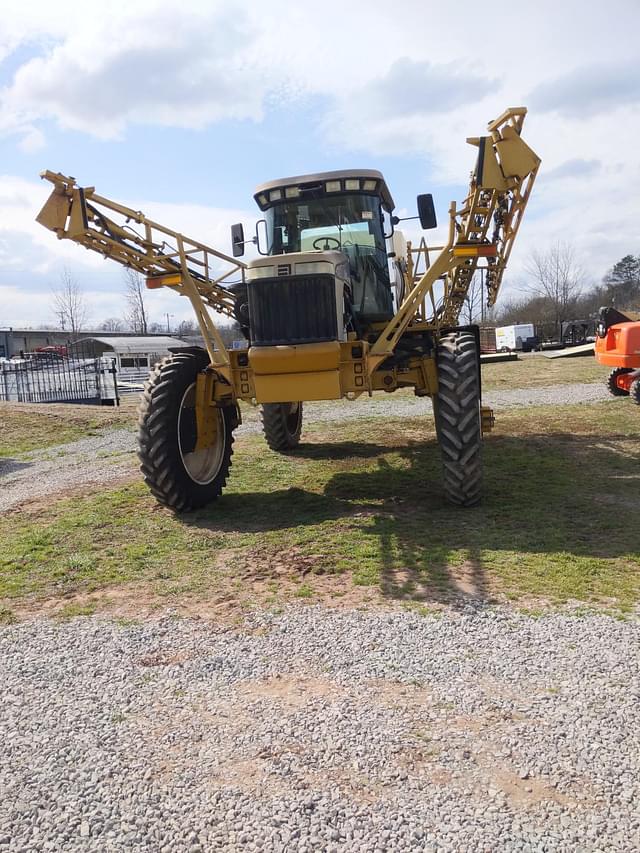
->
(391, 215), (420, 226)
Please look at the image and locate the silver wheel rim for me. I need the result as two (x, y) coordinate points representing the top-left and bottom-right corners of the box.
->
(177, 383), (226, 485)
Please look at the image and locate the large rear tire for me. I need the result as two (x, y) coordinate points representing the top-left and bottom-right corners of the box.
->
(630, 379), (640, 405)
(261, 402), (303, 451)
(137, 351), (236, 512)
(607, 367), (632, 397)
(434, 331), (483, 507)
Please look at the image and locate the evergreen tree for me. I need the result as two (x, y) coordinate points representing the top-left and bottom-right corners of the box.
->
(603, 255), (640, 308)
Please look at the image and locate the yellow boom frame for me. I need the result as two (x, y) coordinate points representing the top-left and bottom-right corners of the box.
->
(36, 107), (540, 408)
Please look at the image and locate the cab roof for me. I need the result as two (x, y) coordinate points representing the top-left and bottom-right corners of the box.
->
(253, 169), (394, 213)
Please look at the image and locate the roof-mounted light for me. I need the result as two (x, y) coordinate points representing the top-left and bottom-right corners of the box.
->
(257, 194), (268, 206)
(325, 180), (341, 193)
(285, 186), (301, 199)
(362, 179), (377, 191)
(269, 189), (282, 202)
(345, 179), (360, 191)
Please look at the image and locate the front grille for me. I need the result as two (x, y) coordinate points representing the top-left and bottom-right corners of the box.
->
(248, 274), (338, 346)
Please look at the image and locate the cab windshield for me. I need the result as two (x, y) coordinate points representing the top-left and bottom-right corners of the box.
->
(264, 193), (393, 320)
(265, 193), (386, 256)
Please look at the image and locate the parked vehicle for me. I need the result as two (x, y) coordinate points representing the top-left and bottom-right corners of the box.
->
(37, 107), (540, 511)
(495, 324), (539, 352)
(595, 306), (640, 403)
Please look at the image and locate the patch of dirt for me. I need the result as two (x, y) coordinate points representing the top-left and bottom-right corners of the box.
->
(137, 650), (193, 667)
(2, 473), (139, 517)
(235, 545), (329, 580)
(0, 565), (381, 626)
(485, 767), (578, 808)
(447, 560), (489, 599)
(2, 581), (258, 626)
(213, 757), (271, 791)
(365, 678), (432, 710)
(380, 564), (499, 608)
(238, 674), (343, 707)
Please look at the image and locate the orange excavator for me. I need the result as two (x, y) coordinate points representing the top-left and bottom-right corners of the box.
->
(595, 306), (640, 404)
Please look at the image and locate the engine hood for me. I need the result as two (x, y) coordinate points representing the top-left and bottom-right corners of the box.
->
(247, 250), (347, 271)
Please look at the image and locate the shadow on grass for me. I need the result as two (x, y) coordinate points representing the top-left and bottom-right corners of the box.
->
(184, 431), (640, 607)
(0, 458), (33, 476)
(290, 441), (394, 461)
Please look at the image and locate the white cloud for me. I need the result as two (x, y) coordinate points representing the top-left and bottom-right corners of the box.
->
(1, 0), (639, 319)
(1, 5), (268, 142)
(529, 61), (640, 118)
(0, 173), (255, 327)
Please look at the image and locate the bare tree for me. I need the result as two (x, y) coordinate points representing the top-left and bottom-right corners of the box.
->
(100, 317), (124, 332)
(459, 273), (483, 325)
(524, 242), (584, 339)
(218, 321), (243, 349)
(175, 319), (197, 337)
(51, 267), (88, 338)
(123, 268), (148, 334)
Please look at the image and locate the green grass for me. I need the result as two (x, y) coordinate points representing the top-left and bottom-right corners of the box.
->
(0, 402), (134, 457)
(481, 352), (609, 390)
(56, 601), (99, 620)
(0, 356), (608, 459)
(0, 606), (18, 625)
(1, 400), (639, 614)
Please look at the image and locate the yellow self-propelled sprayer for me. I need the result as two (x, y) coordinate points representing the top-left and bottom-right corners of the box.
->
(37, 107), (540, 511)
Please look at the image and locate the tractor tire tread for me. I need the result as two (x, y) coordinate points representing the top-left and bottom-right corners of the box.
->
(137, 351), (235, 512)
(607, 367), (632, 397)
(435, 331), (483, 507)
(261, 403), (303, 452)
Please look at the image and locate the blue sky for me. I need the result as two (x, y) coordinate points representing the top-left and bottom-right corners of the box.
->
(0, 0), (639, 329)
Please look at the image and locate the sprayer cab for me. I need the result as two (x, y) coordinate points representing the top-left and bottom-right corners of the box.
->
(230, 170), (436, 344)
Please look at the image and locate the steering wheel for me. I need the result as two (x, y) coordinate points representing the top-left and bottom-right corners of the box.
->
(312, 236), (341, 250)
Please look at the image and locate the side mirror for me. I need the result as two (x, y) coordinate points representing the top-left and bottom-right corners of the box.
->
(417, 194), (437, 230)
(231, 223), (245, 258)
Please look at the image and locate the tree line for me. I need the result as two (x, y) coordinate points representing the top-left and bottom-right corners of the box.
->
(467, 244), (640, 340)
(48, 267), (230, 339)
(48, 245), (640, 345)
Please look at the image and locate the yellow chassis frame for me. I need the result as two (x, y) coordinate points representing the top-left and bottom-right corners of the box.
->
(36, 107), (540, 416)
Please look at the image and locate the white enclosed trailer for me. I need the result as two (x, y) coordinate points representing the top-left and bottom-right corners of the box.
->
(495, 324), (537, 352)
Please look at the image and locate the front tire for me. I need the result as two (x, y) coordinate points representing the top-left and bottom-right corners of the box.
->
(607, 367), (631, 397)
(630, 379), (640, 405)
(261, 402), (303, 451)
(137, 351), (236, 511)
(434, 331), (483, 507)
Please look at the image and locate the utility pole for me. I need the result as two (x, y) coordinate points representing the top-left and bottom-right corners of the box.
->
(165, 313), (173, 334)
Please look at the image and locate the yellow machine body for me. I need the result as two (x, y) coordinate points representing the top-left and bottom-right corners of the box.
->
(36, 107), (540, 437)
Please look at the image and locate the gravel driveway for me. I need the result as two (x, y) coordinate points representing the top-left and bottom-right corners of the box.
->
(1, 605), (638, 852)
(0, 383), (610, 513)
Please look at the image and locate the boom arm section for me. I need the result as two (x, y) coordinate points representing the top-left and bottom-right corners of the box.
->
(36, 171), (246, 369)
(370, 107), (540, 369)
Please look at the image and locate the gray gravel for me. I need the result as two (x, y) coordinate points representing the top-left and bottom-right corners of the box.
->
(1, 605), (638, 851)
(0, 429), (138, 512)
(0, 383), (611, 513)
(295, 382), (610, 424)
